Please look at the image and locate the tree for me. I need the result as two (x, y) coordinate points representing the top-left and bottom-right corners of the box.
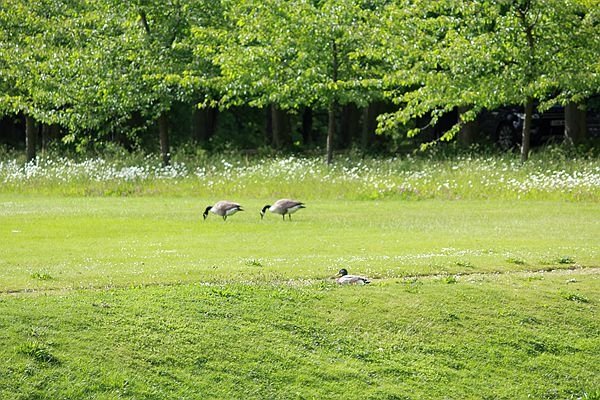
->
(0, 0), (83, 161)
(377, 0), (600, 161)
(212, 0), (387, 163)
(551, 0), (600, 145)
(45, 0), (220, 164)
(0, 0), (156, 155)
(91, 0), (220, 165)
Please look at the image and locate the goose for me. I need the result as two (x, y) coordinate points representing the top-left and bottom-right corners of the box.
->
(335, 268), (371, 285)
(260, 199), (305, 220)
(203, 201), (244, 221)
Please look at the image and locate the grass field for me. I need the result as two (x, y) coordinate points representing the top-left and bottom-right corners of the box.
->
(1, 196), (598, 292)
(1, 152), (599, 399)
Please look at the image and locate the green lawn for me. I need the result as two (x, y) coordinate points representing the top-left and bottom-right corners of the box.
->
(1, 196), (598, 292)
(1, 195), (599, 399)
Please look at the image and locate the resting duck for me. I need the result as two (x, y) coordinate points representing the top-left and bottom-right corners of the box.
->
(260, 199), (305, 220)
(203, 200), (244, 221)
(335, 268), (371, 285)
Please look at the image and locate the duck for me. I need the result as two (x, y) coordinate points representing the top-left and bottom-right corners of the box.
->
(335, 268), (371, 285)
(260, 199), (305, 220)
(203, 201), (244, 221)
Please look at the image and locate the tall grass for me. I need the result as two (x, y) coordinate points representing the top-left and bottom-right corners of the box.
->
(1, 145), (598, 200)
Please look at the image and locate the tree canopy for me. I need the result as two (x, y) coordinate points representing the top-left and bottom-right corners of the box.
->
(1, 0), (598, 161)
(375, 0), (600, 159)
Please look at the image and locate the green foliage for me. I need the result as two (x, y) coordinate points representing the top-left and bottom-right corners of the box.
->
(375, 0), (600, 143)
(2, 0), (599, 155)
(212, 0), (385, 110)
(0, 0), (223, 143)
(245, 259), (264, 267)
(441, 275), (458, 284)
(506, 256), (527, 265)
(557, 256), (576, 265)
(30, 271), (54, 281)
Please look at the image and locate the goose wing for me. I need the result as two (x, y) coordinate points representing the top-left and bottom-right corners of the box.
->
(274, 199), (304, 209)
(214, 200), (243, 211)
(337, 275), (370, 285)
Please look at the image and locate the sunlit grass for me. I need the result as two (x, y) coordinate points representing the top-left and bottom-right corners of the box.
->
(1, 149), (599, 399)
(1, 196), (598, 293)
(1, 270), (598, 399)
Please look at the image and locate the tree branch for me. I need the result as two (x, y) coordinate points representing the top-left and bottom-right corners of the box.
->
(139, 9), (151, 35)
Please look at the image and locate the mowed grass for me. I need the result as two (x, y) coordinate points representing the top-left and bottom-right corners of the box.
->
(0, 270), (600, 399)
(0, 269), (598, 399)
(0, 193), (599, 399)
(0, 196), (598, 292)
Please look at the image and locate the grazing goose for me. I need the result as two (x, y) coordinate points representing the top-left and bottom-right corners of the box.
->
(203, 201), (244, 221)
(335, 268), (371, 285)
(260, 199), (305, 220)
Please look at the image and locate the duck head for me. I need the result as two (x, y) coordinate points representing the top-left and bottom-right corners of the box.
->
(337, 268), (348, 277)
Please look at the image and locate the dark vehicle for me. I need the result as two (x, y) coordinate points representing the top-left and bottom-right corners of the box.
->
(478, 103), (600, 150)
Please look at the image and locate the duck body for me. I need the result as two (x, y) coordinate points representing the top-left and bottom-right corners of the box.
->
(203, 201), (244, 221)
(335, 268), (370, 285)
(260, 199), (305, 220)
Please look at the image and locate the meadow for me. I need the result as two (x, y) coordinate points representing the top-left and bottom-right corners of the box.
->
(0, 148), (599, 399)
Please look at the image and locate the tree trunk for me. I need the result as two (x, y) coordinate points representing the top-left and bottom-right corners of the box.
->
(361, 104), (376, 150)
(327, 39), (339, 164)
(264, 106), (273, 146)
(341, 103), (360, 149)
(270, 105), (292, 149)
(518, 5), (535, 163)
(25, 115), (37, 163)
(521, 97), (533, 163)
(40, 123), (59, 153)
(158, 113), (170, 166)
(193, 106), (217, 144)
(41, 124), (49, 153)
(271, 104), (289, 149)
(301, 107), (313, 146)
(271, 104), (282, 148)
(564, 102), (586, 145)
(326, 102), (336, 165)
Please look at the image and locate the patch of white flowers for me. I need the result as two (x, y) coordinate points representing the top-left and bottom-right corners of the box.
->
(1, 154), (598, 199)
(0, 157), (189, 183)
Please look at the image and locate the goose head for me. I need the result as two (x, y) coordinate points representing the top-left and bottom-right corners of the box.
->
(203, 206), (212, 220)
(260, 205), (271, 219)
